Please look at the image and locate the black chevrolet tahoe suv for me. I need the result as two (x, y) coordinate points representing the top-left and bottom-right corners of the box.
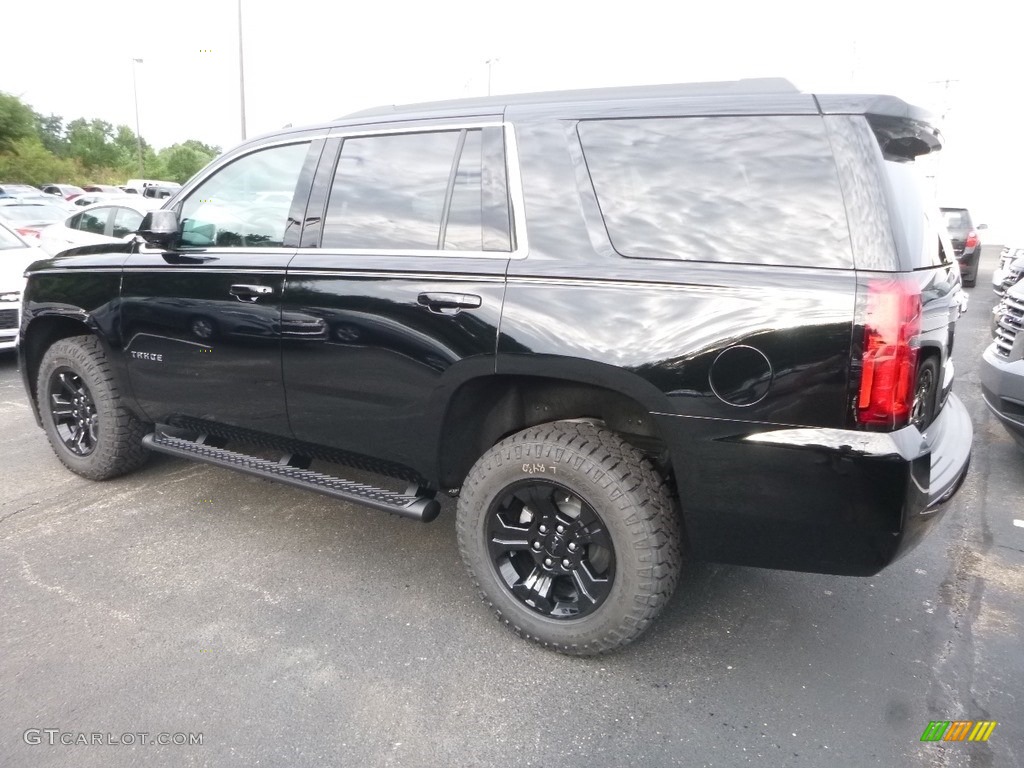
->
(19, 80), (973, 655)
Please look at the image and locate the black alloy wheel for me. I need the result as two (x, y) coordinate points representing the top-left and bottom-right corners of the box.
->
(911, 357), (939, 429)
(48, 368), (99, 456)
(486, 480), (615, 619)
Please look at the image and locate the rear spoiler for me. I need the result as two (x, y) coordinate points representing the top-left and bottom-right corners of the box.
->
(815, 94), (943, 160)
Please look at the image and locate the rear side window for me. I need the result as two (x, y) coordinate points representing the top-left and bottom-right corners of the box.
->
(78, 208), (109, 235)
(883, 161), (952, 269)
(578, 116), (852, 268)
(321, 127), (510, 252)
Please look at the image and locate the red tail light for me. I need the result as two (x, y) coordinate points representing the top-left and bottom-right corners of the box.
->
(856, 278), (921, 427)
(15, 227), (41, 240)
(965, 230), (978, 248)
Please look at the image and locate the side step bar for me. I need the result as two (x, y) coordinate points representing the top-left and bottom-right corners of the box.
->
(143, 431), (440, 522)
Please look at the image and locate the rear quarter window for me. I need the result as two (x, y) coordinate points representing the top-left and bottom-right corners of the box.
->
(577, 116), (853, 268)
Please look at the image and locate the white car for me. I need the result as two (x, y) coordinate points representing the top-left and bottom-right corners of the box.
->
(0, 221), (47, 352)
(39, 200), (158, 257)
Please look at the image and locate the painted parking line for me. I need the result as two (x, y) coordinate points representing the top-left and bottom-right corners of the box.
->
(1014, 519), (1024, 528)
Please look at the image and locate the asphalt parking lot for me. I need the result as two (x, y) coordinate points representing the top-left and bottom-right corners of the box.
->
(1, 248), (1021, 768)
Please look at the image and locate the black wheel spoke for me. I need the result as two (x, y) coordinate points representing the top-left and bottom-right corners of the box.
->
(572, 562), (612, 605)
(48, 367), (99, 457)
(511, 566), (555, 613)
(487, 513), (533, 558)
(50, 395), (74, 421)
(514, 485), (561, 522)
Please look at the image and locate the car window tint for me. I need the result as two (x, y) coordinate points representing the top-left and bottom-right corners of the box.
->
(322, 131), (461, 249)
(79, 208), (109, 235)
(179, 141), (309, 248)
(112, 207), (144, 238)
(578, 116), (853, 268)
(443, 127), (512, 252)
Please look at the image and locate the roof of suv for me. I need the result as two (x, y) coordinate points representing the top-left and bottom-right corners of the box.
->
(342, 78), (935, 124)
(229, 78), (942, 164)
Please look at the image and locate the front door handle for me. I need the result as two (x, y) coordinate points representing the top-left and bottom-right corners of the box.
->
(417, 292), (482, 314)
(229, 284), (273, 302)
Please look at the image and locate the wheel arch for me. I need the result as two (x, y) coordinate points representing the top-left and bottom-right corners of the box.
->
(436, 367), (674, 490)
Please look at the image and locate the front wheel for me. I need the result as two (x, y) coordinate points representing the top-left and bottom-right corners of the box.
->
(456, 421), (682, 655)
(37, 335), (150, 480)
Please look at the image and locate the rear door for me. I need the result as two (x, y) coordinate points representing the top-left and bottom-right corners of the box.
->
(121, 137), (320, 434)
(282, 120), (515, 476)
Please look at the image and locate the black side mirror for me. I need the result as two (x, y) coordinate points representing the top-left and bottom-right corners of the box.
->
(138, 210), (180, 249)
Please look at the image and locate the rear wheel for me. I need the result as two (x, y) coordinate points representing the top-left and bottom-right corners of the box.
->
(456, 421), (682, 655)
(910, 357), (939, 430)
(37, 335), (149, 480)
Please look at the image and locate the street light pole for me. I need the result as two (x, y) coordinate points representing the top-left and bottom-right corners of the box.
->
(483, 58), (499, 96)
(485, 58), (498, 97)
(131, 58), (144, 176)
(238, 0), (247, 140)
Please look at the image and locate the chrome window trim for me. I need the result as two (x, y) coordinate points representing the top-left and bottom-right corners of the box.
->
(122, 268), (288, 275)
(285, 270), (504, 282)
(26, 267), (125, 276)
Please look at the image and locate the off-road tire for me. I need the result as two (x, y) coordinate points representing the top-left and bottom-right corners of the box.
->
(456, 420), (682, 655)
(37, 335), (149, 480)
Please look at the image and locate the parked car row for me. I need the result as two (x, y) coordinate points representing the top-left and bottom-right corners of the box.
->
(0, 220), (46, 352)
(2, 180), (181, 204)
(982, 278), (1024, 450)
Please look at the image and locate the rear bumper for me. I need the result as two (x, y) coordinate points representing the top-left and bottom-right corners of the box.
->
(655, 393), (973, 576)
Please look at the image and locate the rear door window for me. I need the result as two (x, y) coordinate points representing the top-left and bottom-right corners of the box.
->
(577, 116), (853, 268)
(321, 127), (511, 252)
(78, 208), (110, 235)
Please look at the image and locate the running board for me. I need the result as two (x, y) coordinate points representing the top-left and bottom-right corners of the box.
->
(143, 431), (440, 522)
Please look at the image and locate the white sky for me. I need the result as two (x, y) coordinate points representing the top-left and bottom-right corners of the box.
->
(4, 0), (1021, 238)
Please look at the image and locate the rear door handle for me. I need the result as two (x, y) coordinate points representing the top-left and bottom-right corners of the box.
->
(417, 292), (482, 314)
(229, 284), (273, 302)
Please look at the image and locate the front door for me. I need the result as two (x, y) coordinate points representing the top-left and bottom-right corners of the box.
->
(122, 138), (318, 435)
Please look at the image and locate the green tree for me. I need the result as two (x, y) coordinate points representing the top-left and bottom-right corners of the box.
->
(0, 92), (36, 152)
(66, 118), (121, 170)
(34, 112), (67, 156)
(159, 140), (220, 183)
(0, 136), (83, 185)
